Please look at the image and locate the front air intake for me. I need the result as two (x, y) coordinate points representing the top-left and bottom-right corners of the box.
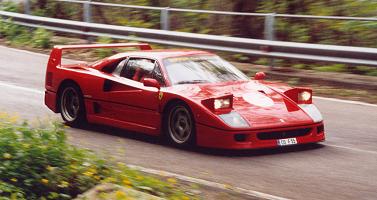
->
(257, 128), (312, 140)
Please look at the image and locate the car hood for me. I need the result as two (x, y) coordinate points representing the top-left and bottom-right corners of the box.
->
(170, 81), (314, 129)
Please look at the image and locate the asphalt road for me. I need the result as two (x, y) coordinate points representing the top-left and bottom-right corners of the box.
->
(0, 45), (376, 200)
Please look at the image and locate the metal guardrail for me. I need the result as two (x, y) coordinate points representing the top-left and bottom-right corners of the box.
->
(1, 10), (376, 67)
(22, 0), (377, 40)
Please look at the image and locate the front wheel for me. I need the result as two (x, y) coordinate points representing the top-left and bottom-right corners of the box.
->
(165, 103), (196, 147)
(59, 83), (86, 127)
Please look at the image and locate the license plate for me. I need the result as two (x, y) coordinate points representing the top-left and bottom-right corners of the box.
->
(277, 138), (297, 146)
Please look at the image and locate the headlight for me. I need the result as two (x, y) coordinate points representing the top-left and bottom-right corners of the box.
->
(202, 94), (233, 112)
(219, 111), (250, 128)
(284, 88), (312, 104)
(298, 91), (311, 102)
(214, 98), (231, 109)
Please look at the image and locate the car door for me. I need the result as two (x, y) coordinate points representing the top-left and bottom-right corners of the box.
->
(98, 57), (164, 134)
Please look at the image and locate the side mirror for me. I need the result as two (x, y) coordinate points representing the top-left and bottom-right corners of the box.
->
(143, 78), (160, 89)
(254, 72), (266, 80)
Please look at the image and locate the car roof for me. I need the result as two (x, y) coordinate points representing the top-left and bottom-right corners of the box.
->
(109, 49), (214, 60)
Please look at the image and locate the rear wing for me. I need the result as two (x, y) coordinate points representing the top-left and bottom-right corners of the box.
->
(47, 43), (152, 69)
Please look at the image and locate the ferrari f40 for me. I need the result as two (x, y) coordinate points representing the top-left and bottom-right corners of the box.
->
(44, 43), (325, 149)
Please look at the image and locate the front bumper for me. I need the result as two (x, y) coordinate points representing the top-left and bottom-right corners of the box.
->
(196, 122), (325, 149)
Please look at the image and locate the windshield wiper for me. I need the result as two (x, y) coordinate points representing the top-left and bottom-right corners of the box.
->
(176, 80), (209, 85)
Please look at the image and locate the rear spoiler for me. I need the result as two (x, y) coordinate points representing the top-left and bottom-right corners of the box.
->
(47, 43), (152, 68)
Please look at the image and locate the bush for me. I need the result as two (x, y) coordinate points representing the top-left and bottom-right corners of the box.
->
(32, 28), (52, 49)
(95, 36), (114, 58)
(0, 19), (52, 48)
(0, 113), (194, 200)
(0, 115), (103, 199)
(0, 1), (19, 12)
(0, 19), (31, 46)
(0, 181), (26, 199)
(313, 64), (347, 73)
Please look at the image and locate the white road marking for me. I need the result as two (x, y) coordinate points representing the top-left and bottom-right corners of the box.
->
(128, 164), (290, 200)
(0, 81), (44, 95)
(0, 45), (50, 57)
(313, 96), (377, 108)
(326, 144), (377, 155)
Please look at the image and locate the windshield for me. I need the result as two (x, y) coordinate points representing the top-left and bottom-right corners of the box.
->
(163, 55), (249, 85)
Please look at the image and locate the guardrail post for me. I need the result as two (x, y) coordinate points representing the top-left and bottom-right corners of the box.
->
(24, 0), (31, 14)
(83, 0), (93, 43)
(265, 13), (276, 70)
(264, 13), (275, 40)
(160, 7), (170, 30)
(83, 0), (92, 23)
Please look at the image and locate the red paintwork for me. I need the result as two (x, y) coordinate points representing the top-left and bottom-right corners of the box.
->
(44, 43), (325, 149)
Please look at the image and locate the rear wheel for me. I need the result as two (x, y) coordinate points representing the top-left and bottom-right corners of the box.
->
(165, 103), (196, 147)
(59, 83), (86, 127)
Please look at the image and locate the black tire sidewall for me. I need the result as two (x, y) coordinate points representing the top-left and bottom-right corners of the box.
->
(164, 102), (196, 147)
(59, 83), (86, 127)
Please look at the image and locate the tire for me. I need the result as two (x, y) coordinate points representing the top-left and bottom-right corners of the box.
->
(164, 102), (196, 147)
(59, 83), (86, 127)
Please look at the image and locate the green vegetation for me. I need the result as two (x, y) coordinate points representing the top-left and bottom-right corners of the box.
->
(0, 1), (19, 12)
(0, 113), (195, 200)
(32, 28), (53, 48)
(95, 36), (114, 58)
(0, 19), (52, 49)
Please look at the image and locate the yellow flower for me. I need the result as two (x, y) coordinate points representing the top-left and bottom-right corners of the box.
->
(46, 165), (55, 171)
(182, 197), (190, 200)
(115, 190), (127, 199)
(103, 177), (116, 183)
(41, 179), (49, 184)
(88, 168), (97, 174)
(167, 178), (177, 185)
(83, 171), (94, 177)
(3, 153), (12, 159)
(94, 175), (101, 180)
(122, 179), (132, 186)
(58, 181), (69, 188)
(10, 178), (17, 182)
(135, 175), (144, 181)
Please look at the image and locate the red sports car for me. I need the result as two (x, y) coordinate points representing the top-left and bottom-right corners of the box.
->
(44, 43), (325, 149)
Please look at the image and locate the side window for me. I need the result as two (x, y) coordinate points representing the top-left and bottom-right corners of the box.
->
(113, 59), (128, 75)
(120, 58), (165, 85)
(151, 63), (165, 86)
(102, 59), (124, 73)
